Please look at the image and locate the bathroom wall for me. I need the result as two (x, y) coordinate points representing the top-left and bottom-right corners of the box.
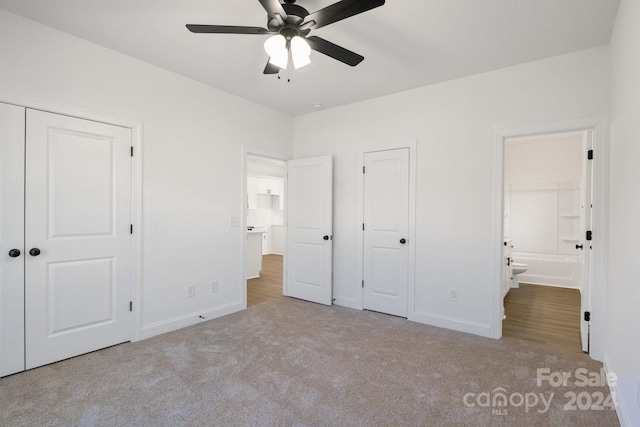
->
(504, 131), (587, 288)
(608, 0), (640, 424)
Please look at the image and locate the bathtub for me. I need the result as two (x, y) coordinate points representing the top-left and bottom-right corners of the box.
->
(512, 251), (582, 289)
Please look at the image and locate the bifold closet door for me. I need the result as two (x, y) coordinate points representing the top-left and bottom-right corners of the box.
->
(24, 109), (133, 370)
(0, 103), (26, 377)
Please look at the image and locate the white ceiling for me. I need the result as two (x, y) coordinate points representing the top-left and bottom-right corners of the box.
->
(0, 0), (620, 116)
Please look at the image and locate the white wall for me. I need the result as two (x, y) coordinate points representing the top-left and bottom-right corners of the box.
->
(293, 46), (610, 337)
(608, 0), (640, 424)
(0, 10), (292, 338)
(504, 132), (585, 185)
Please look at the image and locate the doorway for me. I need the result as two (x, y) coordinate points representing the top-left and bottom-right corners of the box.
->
(245, 154), (285, 307)
(500, 130), (592, 353)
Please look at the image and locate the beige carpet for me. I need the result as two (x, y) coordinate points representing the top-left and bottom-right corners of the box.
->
(0, 298), (619, 426)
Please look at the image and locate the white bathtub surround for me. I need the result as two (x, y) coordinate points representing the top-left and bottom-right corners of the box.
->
(504, 132), (589, 289)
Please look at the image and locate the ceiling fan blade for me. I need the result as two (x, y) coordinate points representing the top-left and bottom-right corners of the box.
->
(186, 24), (270, 35)
(259, 0), (288, 21)
(263, 60), (281, 74)
(306, 36), (364, 66)
(302, 0), (385, 30)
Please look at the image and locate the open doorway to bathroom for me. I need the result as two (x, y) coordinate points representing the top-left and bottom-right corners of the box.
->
(246, 154), (285, 307)
(501, 130), (592, 354)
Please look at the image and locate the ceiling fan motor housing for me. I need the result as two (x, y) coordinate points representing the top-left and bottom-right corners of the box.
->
(268, 2), (311, 37)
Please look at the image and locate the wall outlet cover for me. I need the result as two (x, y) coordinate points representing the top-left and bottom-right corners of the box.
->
(211, 280), (219, 293)
(187, 284), (195, 298)
(450, 289), (459, 302)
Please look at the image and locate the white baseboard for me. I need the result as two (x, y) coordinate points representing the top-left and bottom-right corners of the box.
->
(140, 301), (244, 340)
(604, 354), (639, 427)
(410, 310), (494, 338)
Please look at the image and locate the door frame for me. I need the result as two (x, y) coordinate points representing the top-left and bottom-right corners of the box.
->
(241, 145), (289, 308)
(0, 89), (144, 342)
(355, 142), (417, 316)
(492, 116), (609, 360)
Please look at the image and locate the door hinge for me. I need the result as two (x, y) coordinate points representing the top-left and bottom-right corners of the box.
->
(130, 301), (133, 312)
(363, 166), (365, 174)
(130, 146), (134, 157)
(587, 149), (593, 160)
(584, 311), (590, 322)
(362, 280), (364, 288)
(362, 223), (365, 231)
(586, 230), (592, 241)
(130, 224), (133, 234)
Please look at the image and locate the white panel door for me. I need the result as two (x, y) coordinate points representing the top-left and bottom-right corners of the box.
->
(286, 156), (333, 305)
(0, 103), (26, 377)
(25, 109), (132, 369)
(363, 148), (409, 317)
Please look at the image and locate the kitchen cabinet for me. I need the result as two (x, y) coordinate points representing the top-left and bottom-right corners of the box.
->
(271, 225), (284, 255)
(247, 177), (257, 209)
(247, 174), (283, 211)
(257, 178), (280, 196)
(246, 229), (264, 279)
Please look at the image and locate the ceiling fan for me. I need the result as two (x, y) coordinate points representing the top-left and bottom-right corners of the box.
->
(187, 0), (385, 74)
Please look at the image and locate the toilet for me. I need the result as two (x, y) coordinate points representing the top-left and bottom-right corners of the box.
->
(511, 262), (528, 288)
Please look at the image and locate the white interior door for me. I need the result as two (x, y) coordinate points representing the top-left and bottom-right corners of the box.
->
(286, 156), (333, 305)
(25, 109), (132, 369)
(363, 148), (410, 317)
(0, 103), (26, 377)
(580, 132), (593, 353)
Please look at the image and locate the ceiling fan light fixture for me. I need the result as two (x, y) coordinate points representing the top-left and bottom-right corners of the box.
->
(264, 35), (288, 69)
(291, 36), (311, 69)
(268, 51), (289, 69)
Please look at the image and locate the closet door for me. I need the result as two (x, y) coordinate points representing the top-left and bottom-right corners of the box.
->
(25, 110), (132, 369)
(0, 103), (26, 377)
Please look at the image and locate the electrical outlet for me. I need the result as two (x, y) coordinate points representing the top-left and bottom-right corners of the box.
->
(230, 216), (239, 227)
(450, 289), (459, 302)
(211, 280), (219, 293)
(187, 284), (195, 298)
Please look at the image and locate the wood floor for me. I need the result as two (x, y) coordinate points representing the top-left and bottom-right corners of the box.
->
(247, 254), (283, 307)
(503, 283), (583, 353)
(249, 261), (583, 353)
